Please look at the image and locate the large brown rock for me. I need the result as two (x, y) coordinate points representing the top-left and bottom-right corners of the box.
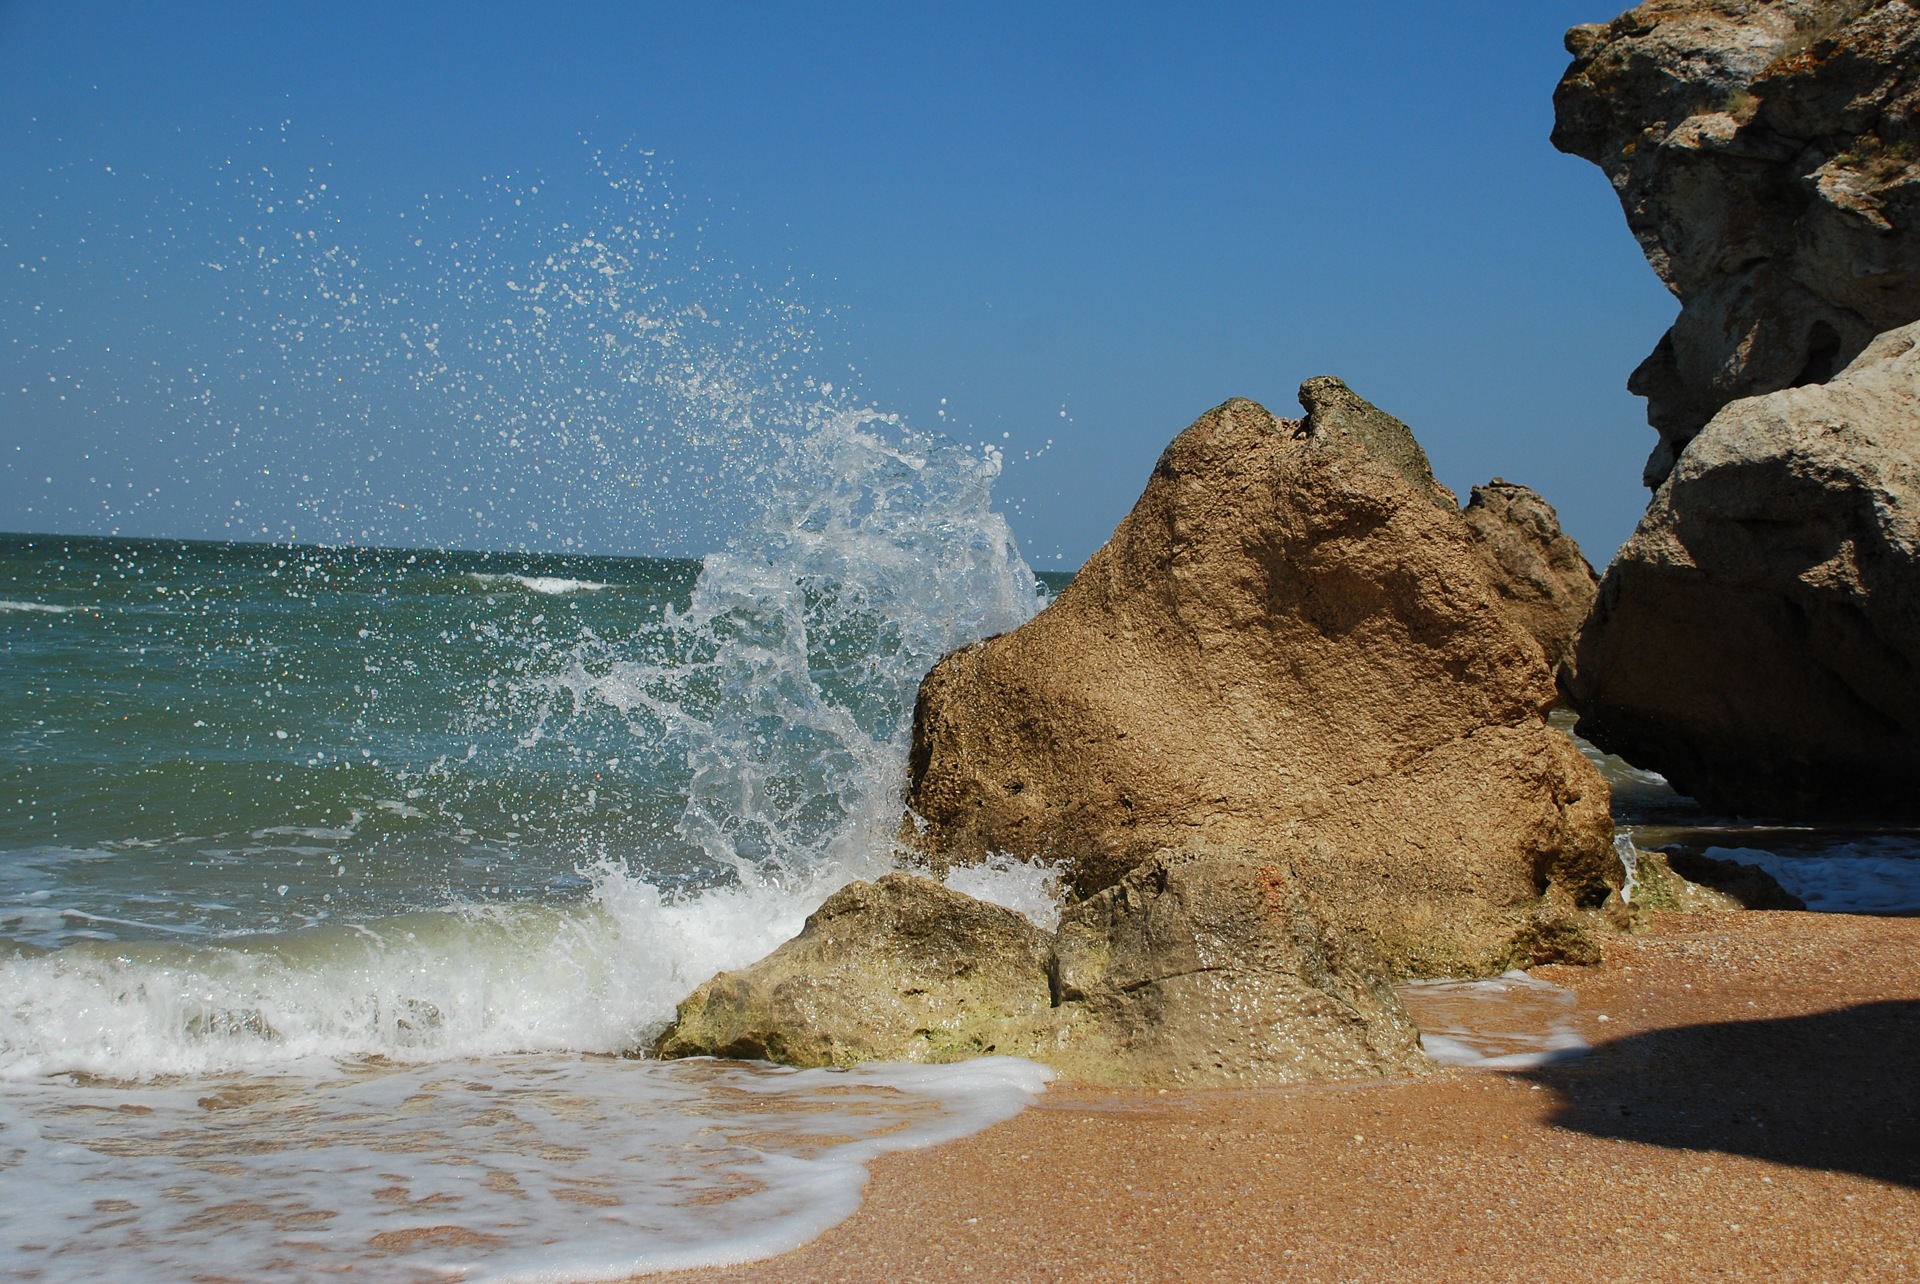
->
(1554, 0), (1920, 486)
(654, 862), (1429, 1087)
(903, 389), (1622, 977)
(1044, 851), (1429, 1085)
(1462, 479), (1600, 676)
(1569, 321), (1920, 818)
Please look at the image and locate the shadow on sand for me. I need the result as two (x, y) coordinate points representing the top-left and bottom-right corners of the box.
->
(1518, 1002), (1920, 1187)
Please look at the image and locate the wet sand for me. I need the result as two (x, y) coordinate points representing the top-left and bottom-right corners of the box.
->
(665, 912), (1920, 1281)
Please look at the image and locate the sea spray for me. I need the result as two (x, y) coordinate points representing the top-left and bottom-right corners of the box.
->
(0, 141), (1061, 1280)
(0, 415), (1040, 1081)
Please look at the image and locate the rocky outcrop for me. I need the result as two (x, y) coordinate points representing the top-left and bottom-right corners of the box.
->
(655, 874), (1055, 1067)
(1461, 480), (1600, 675)
(1631, 849), (1810, 910)
(1568, 322), (1920, 818)
(1044, 851), (1429, 1084)
(1554, 0), (1920, 486)
(903, 388), (1623, 978)
(655, 861), (1429, 1087)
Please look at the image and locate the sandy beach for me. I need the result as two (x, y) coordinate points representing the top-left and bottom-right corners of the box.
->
(666, 911), (1920, 1281)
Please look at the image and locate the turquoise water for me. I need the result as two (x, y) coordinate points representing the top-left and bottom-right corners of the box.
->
(0, 143), (1094, 1279)
(1, 533), (1076, 957)
(0, 416), (1077, 1281)
(2, 535), (711, 951)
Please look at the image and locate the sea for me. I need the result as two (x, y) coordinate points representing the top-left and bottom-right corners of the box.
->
(0, 412), (1074, 1282)
(6, 143), (1919, 1278)
(9, 514), (1920, 1281)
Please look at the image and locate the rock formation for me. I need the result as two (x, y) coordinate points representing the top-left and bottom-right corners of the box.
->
(1568, 322), (1920, 818)
(903, 387), (1622, 978)
(1044, 850), (1428, 1084)
(656, 861), (1429, 1087)
(1630, 849), (1809, 910)
(1461, 480), (1600, 676)
(1554, 0), (1920, 486)
(656, 874), (1056, 1067)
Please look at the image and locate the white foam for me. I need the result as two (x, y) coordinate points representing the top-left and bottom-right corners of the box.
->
(0, 598), (71, 614)
(514, 409), (1039, 885)
(469, 573), (611, 595)
(943, 853), (1066, 931)
(1702, 842), (1920, 914)
(1399, 971), (1591, 1070)
(0, 862), (827, 1081)
(0, 1053), (1052, 1283)
(0, 846), (1082, 1084)
(1614, 831), (1641, 904)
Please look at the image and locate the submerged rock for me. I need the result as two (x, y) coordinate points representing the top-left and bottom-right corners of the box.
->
(1553, 0), (1920, 487)
(903, 387), (1621, 977)
(1461, 479), (1600, 676)
(1569, 322), (1920, 819)
(656, 864), (1428, 1087)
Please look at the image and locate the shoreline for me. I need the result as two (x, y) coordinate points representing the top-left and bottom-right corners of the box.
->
(660, 911), (1920, 1281)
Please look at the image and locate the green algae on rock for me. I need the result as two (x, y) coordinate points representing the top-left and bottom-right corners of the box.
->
(655, 874), (1056, 1067)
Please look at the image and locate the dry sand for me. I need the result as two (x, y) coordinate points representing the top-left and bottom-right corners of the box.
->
(663, 911), (1920, 1282)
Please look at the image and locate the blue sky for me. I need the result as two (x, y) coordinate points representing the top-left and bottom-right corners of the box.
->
(0, 1), (1668, 566)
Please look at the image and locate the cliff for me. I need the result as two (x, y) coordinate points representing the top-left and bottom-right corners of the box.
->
(1554, 0), (1920, 485)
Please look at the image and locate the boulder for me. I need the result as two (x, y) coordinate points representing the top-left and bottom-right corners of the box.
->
(1461, 479), (1600, 676)
(1044, 851), (1429, 1085)
(655, 862), (1430, 1087)
(1554, 0), (1920, 487)
(654, 873), (1056, 1067)
(1568, 322), (1920, 819)
(903, 387), (1622, 977)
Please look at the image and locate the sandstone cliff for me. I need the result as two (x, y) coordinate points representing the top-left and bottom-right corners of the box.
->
(903, 388), (1621, 977)
(1569, 321), (1920, 817)
(1554, 0), (1920, 486)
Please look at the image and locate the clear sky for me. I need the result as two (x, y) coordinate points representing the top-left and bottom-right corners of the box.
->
(0, 1), (1669, 567)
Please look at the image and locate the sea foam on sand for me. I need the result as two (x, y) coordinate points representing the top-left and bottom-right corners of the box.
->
(0, 1054), (1052, 1283)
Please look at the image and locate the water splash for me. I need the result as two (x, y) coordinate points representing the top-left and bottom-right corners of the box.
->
(513, 408), (1035, 884)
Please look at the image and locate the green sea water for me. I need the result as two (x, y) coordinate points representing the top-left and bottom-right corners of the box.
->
(0, 531), (1076, 956)
(1, 533), (714, 951)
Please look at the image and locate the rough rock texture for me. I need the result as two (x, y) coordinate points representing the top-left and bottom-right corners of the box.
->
(1461, 480), (1600, 675)
(655, 874), (1055, 1066)
(1554, 0), (1920, 486)
(655, 862), (1429, 1087)
(1569, 322), (1920, 817)
(1043, 851), (1429, 1085)
(904, 389), (1622, 977)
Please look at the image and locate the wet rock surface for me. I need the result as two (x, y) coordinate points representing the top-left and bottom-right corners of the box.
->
(903, 387), (1621, 977)
(1631, 849), (1809, 911)
(656, 862), (1429, 1087)
(655, 874), (1056, 1067)
(1569, 322), (1920, 819)
(1554, 0), (1920, 486)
